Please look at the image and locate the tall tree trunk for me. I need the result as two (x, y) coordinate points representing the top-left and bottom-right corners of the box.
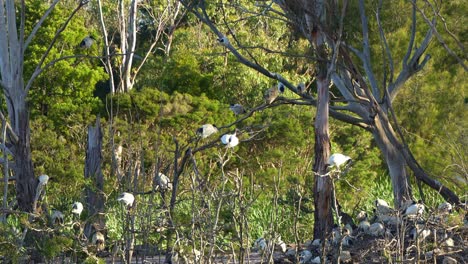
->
(372, 115), (412, 208)
(84, 117), (106, 238)
(313, 78), (333, 240)
(10, 97), (36, 213)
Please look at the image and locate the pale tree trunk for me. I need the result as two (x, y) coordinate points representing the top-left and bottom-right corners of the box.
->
(84, 117), (106, 238)
(372, 116), (412, 208)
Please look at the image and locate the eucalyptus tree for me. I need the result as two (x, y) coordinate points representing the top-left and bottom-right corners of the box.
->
(94, 0), (186, 93)
(0, 0), (93, 212)
(177, 0), (462, 239)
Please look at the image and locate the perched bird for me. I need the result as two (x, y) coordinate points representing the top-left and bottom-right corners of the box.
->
(264, 85), (279, 104)
(253, 237), (267, 252)
(367, 222), (385, 236)
(375, 199), (389, 208)
(229, 104), (246, 115)
(375, 199), (394, 215)
(217, 35), (229, 46)
(275, 236), (287, 253)
(438, 202), (453, 215)
(297, 82), (305, 94)
(196, 124), (218, 139)
(327, 153), (352, 169)
(277, 82), (285, 93)
(51, 210), (64, 226)
(71, 202), (84, 217)
(357, 211), (371, 232)
(38, 174), (49, 185)
(80, 36), (95, 49)
(155, 173), (172, 191)
(92, 231), (105, 251)
(117, 192), (135, 207)
(221, 132), (239, 148)
(299, 250), (313, 264)
(403, 200), (425, 217)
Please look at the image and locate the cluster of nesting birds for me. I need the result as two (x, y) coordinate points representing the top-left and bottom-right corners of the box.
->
(251, 197), (458, 264)
(37, 171), (173, 253)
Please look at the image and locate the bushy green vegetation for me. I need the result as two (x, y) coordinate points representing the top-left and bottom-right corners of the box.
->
(0, 0), (465, 262)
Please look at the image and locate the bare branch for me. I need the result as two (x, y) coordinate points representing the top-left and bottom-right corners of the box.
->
(358, 0), (380, 99)
(23, 0), (60, 51)
(403, 0), (417, 66)
(389, 26), (433, 101)
(376, 0), (394, 88)
(413, 1), (467, 71)
(25, 1), (86, 93)
(97, 0), (116, 94)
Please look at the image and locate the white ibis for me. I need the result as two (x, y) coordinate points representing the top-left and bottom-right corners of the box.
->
(71, 202), (84, 217)
(117, 192), (134, 207)
(217, 35), (229, 46)
(51, 210), (64, 226)
(275, 236), (287, 253)
(38, 174), (49, 185)
(403, 200), (425, 217)
(229, 104), (246, 115)
(264, 85), (279, 104)
(80, 36), (95, 49)
(155, 173), (172, 191)
(375, 199), (394, 215)
(92, 231), (105, 251)
(327, 153), (352, 169)
(197, 124), (218, 139)
(221, 132), (239, 148)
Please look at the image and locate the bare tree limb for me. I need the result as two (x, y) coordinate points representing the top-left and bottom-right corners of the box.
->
(415, 0), (467, 71)
(23, 0), (60, 51)
(24, 1), (86, 93)
(358, 0), (380, 99)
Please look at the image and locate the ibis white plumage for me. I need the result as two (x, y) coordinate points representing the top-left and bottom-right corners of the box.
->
(221, 133), (239, 148)
(196, 124), (218, 139)
(38, 174), (49, 185)
(327, 153), (352, 169)
(155, 173), (172, 191)
(117, 192), (135, 207)
(72, 202), (84, 216)
(403, 200), (425, 217)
